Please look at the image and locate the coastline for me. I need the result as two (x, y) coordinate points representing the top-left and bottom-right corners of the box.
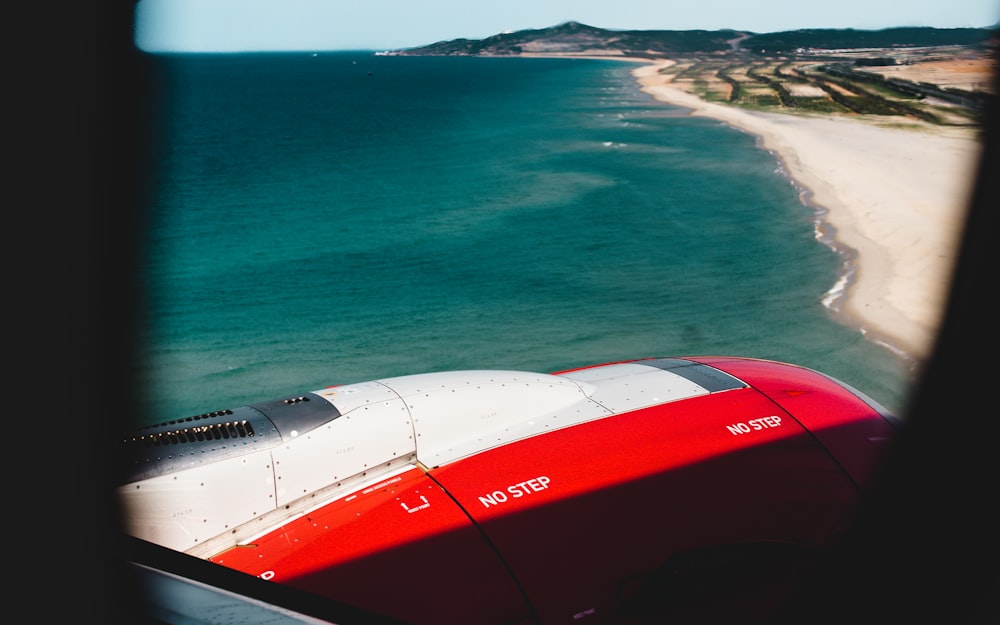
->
(629, 59), (982, 371)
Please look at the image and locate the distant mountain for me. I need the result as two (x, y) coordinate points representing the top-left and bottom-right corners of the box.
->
(392, 21), (740, 57)
(390, 20), (997, 57)
(745, 26), (997, 53)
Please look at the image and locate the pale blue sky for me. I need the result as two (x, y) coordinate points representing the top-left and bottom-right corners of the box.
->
(134, 0), (999, 52)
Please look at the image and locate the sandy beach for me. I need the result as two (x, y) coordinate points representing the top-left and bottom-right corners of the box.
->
(631, 60), (983, 369)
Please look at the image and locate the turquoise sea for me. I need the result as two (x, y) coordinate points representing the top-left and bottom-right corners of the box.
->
(136, 51), (911, 427)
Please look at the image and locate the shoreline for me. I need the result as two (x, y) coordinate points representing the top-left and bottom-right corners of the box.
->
(628, 59), (982, 372)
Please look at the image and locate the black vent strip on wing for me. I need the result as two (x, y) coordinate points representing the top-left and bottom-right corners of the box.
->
(115, 392), (344, 484)
(116, 404), (282, 483)
(639, 358), (748, 392)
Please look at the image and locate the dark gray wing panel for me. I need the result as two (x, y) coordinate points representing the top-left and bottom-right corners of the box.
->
(639, 358), (747, 392)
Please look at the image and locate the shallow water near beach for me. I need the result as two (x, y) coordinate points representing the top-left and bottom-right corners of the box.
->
(135, 52), (912, 426)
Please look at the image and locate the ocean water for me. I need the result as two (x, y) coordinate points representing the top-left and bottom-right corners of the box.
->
(135, 51), (912, 427)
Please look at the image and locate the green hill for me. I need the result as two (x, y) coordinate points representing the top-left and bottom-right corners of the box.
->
(392, 21), (997, 58)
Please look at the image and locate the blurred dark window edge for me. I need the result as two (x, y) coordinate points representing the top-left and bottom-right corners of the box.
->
(19, 3), (996, 623)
